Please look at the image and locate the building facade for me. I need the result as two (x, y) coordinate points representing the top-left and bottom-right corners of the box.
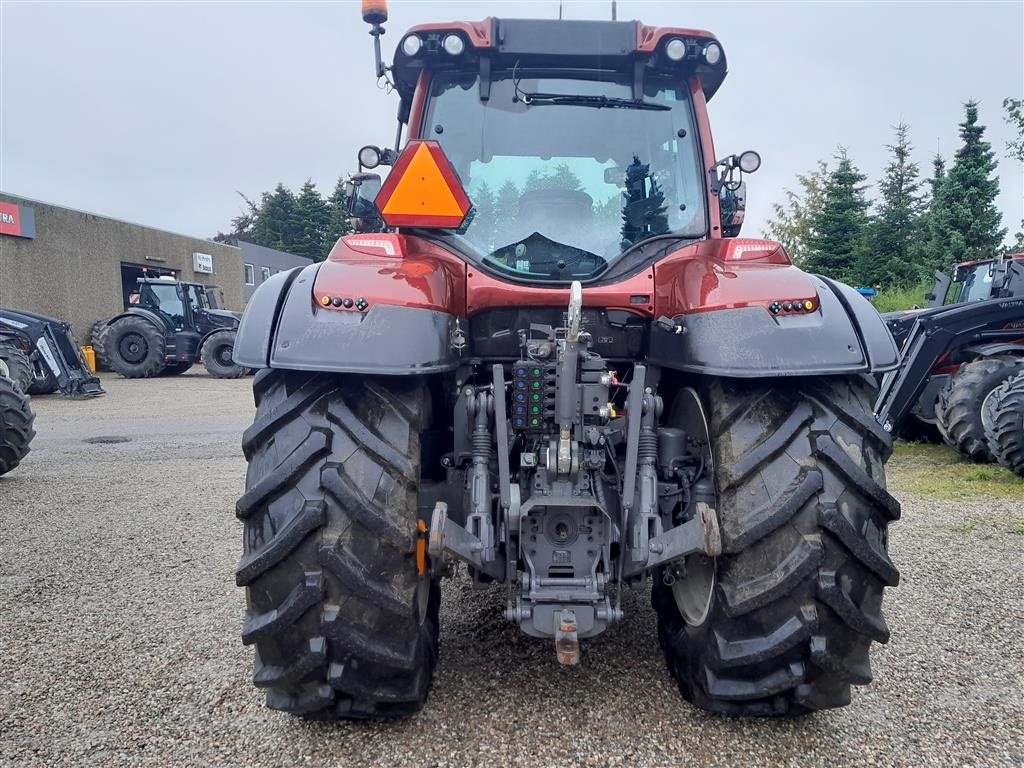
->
(239, 241), (313, 301)
(0, 193), (244, 342)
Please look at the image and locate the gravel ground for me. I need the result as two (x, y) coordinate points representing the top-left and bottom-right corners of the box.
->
(1, 372), (1022, 768)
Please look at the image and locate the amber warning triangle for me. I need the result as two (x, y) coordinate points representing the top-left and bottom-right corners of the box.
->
(375, 141), (472, 228)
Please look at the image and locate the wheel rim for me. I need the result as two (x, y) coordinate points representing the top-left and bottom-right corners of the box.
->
(119, 333), (148, 364)
(0, 358), (10, 380)
(667, 387), (717, 627)
(217, 344), (234, 367)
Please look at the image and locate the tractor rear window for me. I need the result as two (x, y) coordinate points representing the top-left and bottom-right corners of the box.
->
(423, 71), (706, 281)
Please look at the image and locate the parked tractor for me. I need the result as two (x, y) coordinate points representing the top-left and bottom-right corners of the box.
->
(96, 277), (246, 379)
(0, 308), (104, 398)
(881, 255), (1024, 455)
(0, 372), (35, 476)
(233, 3), (902, 720)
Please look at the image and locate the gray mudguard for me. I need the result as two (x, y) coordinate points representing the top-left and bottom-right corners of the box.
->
(648, 275), (899, 377)
(233, 263), (460, 375)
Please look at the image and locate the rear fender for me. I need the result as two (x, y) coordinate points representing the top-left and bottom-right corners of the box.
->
(107, 307), (172, 332)
(651, 239), (899, 376)
(233, 234), (466, 374)
(961, 341), (1024, 359)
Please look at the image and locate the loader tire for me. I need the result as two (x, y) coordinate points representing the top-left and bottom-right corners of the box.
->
(236, 369), (440, 719)
(984, 372), (1024, 477)
(0, 343), (34, 393)
(0, 377), (36, 475)
(652, 376), (899, 716)
(936, 357), (1024, 462)
(107, 316), (166, 378)
(201, 330), (245, 379)
(90, 320), (112, 371)
(26, 365), (59, 396)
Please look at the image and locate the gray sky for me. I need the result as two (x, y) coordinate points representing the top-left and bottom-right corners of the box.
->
(2, 1), (1022, 243)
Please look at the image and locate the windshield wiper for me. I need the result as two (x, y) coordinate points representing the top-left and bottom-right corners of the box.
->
(518, 92), (670, 111)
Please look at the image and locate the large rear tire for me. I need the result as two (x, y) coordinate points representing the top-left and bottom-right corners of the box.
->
(0, 377), (36, 476)
(201, 330), (246, 379)
(90, 320), (112, 371)
(984, 371), (1024, 477)
(937, 357), (1024, 462)
(0, 343), (33, 393)
(107, 316), (167, 378)
(236, 370), (440, 719)
(652, 376), (899, 716)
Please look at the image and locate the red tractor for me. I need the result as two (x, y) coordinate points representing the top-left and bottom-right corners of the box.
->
(233, 2), (900, 719)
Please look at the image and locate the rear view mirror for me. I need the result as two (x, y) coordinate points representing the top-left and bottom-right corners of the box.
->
(720, 181), (746, 238)
(345, 172), (385, 233)
(345, 173), (382, 216)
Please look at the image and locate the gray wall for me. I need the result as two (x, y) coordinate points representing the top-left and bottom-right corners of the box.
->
(0, 192), (243, 343)
(239, 241), (313, 301)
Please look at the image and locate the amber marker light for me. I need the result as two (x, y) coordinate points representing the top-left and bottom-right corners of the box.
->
(361, 0), (387, 24)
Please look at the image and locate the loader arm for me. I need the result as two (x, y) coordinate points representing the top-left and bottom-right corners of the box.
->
(874, 296), (1024, 431)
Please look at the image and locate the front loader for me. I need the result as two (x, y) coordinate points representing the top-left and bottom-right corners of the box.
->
(232, 2), (901, 719)
(880, 255), (1024, 456)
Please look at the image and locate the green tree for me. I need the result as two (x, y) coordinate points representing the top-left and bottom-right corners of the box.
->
(620, 155), (668, 247)
(804, 149), (872, 283)
(292, 179), (331, 262)
(927, 101), (1006, 267)
(763, 161), (830, 266)
(469, 180), (496, 251)
(253, 184), (299, 251)
(523, 163), (582, 192)
(913, 153), (949, 276)
(323, 176), (352, 258)
(1003, 97), (1024, 254)
(493, 180), (520, 247)
(856, 123), (926, 286)
(213, 192), (260, 244)
(1004, 97), (1024, 163)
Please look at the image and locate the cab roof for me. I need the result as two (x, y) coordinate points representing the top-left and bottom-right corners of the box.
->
(391, 17), (727, 103)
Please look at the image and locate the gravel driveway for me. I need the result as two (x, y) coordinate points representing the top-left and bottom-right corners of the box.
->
(1, 373), (1021, 768)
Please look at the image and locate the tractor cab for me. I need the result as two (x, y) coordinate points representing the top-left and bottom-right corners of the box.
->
(131, 278), (237, 336)
(349, 6), (760, 281)
(926, 253), (1024, 307)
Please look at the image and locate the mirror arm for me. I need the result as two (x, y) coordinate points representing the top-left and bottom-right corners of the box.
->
(369, 22), (387, 79)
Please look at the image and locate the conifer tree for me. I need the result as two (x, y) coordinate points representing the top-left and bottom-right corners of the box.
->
(804, 149), (872, 283)
(857, 123), (925, 286)
(927, 101), (1006, 266)
(253, 183), (298, 252)
(764, 161), (830, 266)
(292, 179), (331, 262)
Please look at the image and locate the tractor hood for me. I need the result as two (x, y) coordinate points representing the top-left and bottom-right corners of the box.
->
(205, 309), (242, 327)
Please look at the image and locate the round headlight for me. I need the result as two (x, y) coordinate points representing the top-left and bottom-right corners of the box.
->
(737, 150), (762, 174)
(401, 34), (422, 57)
(358, 145), (382, 169)
(443, 33), (465, 56)
(665, 38), (687, 61)
(703, 42), (722, 65)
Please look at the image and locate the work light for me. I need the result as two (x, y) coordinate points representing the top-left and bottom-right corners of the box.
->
(665, 38), (687, 61)
(443, 34), (465, 56)
(401, 34), (422, 57)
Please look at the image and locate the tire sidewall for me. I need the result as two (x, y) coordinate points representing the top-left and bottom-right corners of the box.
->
(108, 317), (166, 378)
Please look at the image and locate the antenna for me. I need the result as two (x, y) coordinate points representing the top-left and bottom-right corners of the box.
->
(612, 1), (617, 20)
(559, 1), (563, 20)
